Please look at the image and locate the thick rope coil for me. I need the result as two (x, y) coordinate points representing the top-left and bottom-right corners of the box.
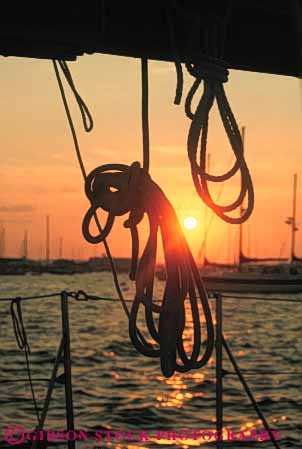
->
(184, 55), (254, 224)
(82, 162), (214, 378)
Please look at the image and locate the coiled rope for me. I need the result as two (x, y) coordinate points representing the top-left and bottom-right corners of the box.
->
(53, 58), (214, 377)
(82, 161), (214, 377)
(53, 57), (215, 377)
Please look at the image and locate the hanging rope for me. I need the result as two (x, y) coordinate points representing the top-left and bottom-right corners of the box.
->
(166, 3), (254, 224)
(185, 57), (254, 224)
(54, 58), (214, 377)
(82, 161), (214, 377)
(10, 298), (40, 423)
(141, 58), (150, 171)
(53, 60), (130, 317)
(53, 59), (151, 347)
(164, 1), (184, 105)
(81, 59), (214, 377)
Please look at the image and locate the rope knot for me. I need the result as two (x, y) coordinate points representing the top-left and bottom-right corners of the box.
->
(74, 290), (88, 301)
(186, 57), (228, 83)
(82, 162), (147, 245)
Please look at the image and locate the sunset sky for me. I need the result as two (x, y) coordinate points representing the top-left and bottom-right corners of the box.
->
(0, 54), (301, 263)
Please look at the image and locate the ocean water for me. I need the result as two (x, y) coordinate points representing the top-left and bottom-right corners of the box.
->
(0, 273), (301, 449)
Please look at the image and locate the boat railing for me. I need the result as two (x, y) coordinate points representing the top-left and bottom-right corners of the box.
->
(0, 290), (301, 449)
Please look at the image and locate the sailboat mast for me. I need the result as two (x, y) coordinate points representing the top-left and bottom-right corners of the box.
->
(59, 236), (63, 259)
(238, 126), (246, 266)
(290, 173), (297, 263)
(46, 215), (50, 265)
(0, 225), (5, 258)
(23, 230), (28, 259)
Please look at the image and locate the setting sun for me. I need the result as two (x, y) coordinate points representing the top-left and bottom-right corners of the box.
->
(183, 216), (198, 230)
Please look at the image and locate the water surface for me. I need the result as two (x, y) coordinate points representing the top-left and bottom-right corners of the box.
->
(0, 273), (301, 448)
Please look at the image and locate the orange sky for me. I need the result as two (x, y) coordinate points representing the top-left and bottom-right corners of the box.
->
(0, 54), (301, 263)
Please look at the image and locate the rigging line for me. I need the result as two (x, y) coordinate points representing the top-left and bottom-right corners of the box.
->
(52, 60), (87, 179)
(52, 61), (148, 344)
(52, 61), (127, 316)
(10, 298), (40, 423)
(164, 1), (183, 105)
(222, 336), (281, 449)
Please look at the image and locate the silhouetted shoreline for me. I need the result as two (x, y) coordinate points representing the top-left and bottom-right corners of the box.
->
(0, 257), (132, 276)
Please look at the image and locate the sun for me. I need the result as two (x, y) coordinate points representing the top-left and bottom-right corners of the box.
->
(183, 216), (198, 230)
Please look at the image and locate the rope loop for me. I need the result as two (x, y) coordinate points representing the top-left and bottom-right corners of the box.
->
(54, 60), (93, 133)
(10, 297), (30, 353)
(10, 296), (41, 423)
(184, 56), (254, 224)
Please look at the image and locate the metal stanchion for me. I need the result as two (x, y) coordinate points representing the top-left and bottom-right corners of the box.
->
(214, 292), (281, 449)
(61, 291), (76, 449)
(215, 293), (223, 448)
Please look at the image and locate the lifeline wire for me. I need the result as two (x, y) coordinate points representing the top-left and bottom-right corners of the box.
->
(1, 291), (301, 304)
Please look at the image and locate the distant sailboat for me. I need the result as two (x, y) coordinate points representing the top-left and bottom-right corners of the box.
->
(46, 214), (50, 265)
(157, 132), (302, 293)
(202, 127), (290, 267)
(0, 225), (5, 258)
(21, 230), (28, 259)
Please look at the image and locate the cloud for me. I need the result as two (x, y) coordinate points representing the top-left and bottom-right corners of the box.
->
(0, 205), (35, 213)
